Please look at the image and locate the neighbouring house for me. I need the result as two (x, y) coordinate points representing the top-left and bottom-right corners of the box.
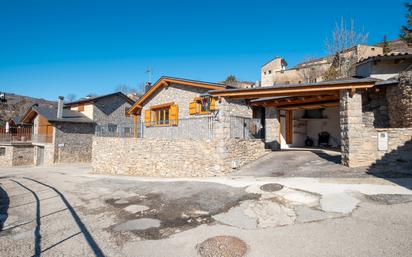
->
(261, 44), (383, 86)
(20, 98), (95, 165)
(64, 92), (135, 137)
(92, 76), (268, 177)
(0, 92), (135, 167)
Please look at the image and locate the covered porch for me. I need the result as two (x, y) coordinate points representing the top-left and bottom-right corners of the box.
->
(209, 78), (378, 167)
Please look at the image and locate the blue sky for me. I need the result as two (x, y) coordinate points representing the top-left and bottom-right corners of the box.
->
(0, 0), (407, 100)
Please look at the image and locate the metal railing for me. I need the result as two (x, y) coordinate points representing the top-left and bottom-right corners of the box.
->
(140, 116), (215, 140)
(0, 127), (32, 143)
(230, 116), (264, 140)
(94, 116), (264, 141)
(95, 123), (135, 138)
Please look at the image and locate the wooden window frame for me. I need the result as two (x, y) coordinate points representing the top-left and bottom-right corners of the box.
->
(148, 102), (175, 127)
(190, 97), (216, 115)
(78, 103), (85, 112)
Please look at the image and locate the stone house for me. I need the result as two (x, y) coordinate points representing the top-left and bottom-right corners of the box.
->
(0, 92), (135, 166)
(210, 53), (412, 169)
(19, 100), (95, 165)
(261, 45), (383, 86)
(65, 92), (135, 136)
(92, 77), (268, 177)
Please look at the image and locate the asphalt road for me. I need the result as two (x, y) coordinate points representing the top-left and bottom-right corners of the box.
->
(1, 164), (412, 257)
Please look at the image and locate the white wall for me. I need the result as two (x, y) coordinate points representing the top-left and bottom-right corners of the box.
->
(291, 107), (341, 148)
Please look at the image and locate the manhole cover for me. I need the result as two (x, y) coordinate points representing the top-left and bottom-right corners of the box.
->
(198, 235), (247, 257)
(260, 183), (284, 192)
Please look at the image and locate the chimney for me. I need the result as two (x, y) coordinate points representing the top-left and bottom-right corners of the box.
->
(144, 82), (152, 92)
(57, 96), (64, 119)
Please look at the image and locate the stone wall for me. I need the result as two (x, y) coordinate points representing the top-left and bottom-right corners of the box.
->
(53, 122), (95, 163)
(93, 94), (134, 127)
(386, 71), (412, 128)
(0, 143), (34, 167)
(12, 145), (34, 166)
(141, 83), (209, 121)
(0, 145), (13, 167)
(341, 89), (412, 167)
(362, 88), (389, 128)
(92, 137), (266, 177)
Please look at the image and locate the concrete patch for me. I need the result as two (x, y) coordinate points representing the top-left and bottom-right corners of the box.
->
(124, 205), (149, 214)
(320, 193), (360, 214)
(365, 194), (412, 205)
(198, 235), (247, 257)
(276, 188), (320, 207)
(213, 202), (258, 229)
(244, 200), (295, 228)
(113, 218), (161, 232)
(295, 206), (342, 223)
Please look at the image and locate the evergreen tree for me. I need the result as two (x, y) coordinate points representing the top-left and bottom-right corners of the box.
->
(400, 3), (412, 44)
(382, 35), (391, 54)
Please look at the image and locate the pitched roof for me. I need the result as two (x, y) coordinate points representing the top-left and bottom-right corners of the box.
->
(208, 77), (378, 98)
(21, 105), (93, 124)
(64, 92), (135, 106)
(128, 76), (228, 114)
(357, 52), (411, 65)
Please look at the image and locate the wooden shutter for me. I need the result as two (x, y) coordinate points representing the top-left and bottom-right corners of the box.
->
(169, 104), (179, 126)
(144, 109), (151, 127)
(189, 101), (197, 115)
(210, 98), (216, 111)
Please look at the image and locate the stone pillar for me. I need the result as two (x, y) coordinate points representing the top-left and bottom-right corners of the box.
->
(340, 90), (365, 167)
(265, 107), (280, 150)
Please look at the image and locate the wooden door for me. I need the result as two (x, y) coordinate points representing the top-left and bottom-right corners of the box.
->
(285, 110), (293, 144)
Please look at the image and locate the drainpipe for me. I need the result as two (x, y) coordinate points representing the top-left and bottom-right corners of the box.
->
(57, 96), (64, 119)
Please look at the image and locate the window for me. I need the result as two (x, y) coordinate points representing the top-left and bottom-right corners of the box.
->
(0, 147), (5, 156)
(123, 127), (131, 135)
(153, 108), (170, 126)
(144, 103), (178, 127)
(268, 70), (272, 74)
(78, 103), (85, 112)
(125, 107), (131, 117)
(189, 97), (216, 115)
(108, 123), (117, 133)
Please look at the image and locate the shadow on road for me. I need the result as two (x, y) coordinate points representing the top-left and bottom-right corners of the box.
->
(10, 179), (42, 257)
(0, 184), (10, 231)
(23, 177), (105, 257)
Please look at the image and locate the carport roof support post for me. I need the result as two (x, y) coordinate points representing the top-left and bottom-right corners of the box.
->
(265, 107), (281, 150)
(340, 89), (364, 167)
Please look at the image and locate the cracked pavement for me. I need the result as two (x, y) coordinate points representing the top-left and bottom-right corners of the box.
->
(1, 164), (412, 256)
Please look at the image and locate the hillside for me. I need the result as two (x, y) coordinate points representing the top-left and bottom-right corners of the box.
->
(0, 92), (56, 126)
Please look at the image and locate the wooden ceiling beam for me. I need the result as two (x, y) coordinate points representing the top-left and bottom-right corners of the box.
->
(252, 95), (340, 107)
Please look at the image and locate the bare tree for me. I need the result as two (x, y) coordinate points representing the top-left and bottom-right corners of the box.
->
(66, 94), (77, 102)
(324, 18), (369, 80)
(116, 84), (137, 95)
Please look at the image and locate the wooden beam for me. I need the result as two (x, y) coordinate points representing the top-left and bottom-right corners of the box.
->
(252, 95), (339, 107)
(279, 100), (339, 110)
(209, 82), (375, 98)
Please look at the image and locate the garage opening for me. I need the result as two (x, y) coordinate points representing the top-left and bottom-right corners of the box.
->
(279, 107), (341, 151)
